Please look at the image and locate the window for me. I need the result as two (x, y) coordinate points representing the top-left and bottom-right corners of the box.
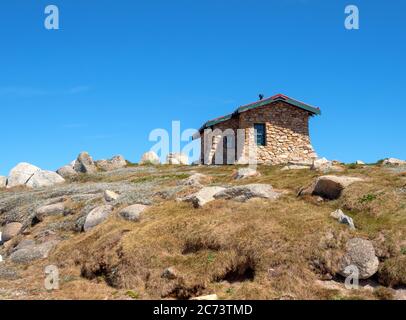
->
(254, 123), (266, 146)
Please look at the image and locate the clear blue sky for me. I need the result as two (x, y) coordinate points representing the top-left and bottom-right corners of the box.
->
(1, 0), (405, 175)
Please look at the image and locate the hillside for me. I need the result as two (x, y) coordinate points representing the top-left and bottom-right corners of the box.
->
(0, 160), (405, 300)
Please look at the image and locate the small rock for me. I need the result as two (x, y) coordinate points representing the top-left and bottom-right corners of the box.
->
(104, 190), (119, 202)
(25, 170), (65, 188)
(191, 294), (219, 301)
(12, 239), (36, 252)
(311, 158), (332, 172)
(96, 155), (127, 171)
(6, 162), (41, 188)
(233, 167), (260, 180)
(167, 153), (188, 165)
(182, 186), (226, 208)
(339, 238), (379, 280)
(1, 222), (23, 242)
(35, 203), (66, 221)
(57, 165), (77, 178)
(214, 184), (280, 202)
(83, 205), (113, 231)
(330, 209), (355, 229)
(299, 175), (364, 200)
(0, 265), (20, 280)
(0, 176), (7, 188)
(162, 267), (178, 280)
(9, 240), (59, 264)
(382, 158), (406, 166)
(281, 165), (309, 171)
(140, 151), (160, 165)
(181, 173), (211, 187)
(119, 204), (148, 222)
(74, 152), (97, 174)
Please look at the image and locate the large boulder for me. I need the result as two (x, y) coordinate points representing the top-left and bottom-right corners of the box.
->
(25, 170), (65, 188)
(233, 167), (260, 180)
(57, 165), (77, 178)
(214, 184), (280, 202)
(0, 176), (7, 188)
(74, 152), (97, 174)
(140, 151), (160, 165)
(7, 162), (41, 188)
(83, 205), (113, 231)
(96, 155), (127, 171)
(35, 203), (66, 221)
(182, 186), (226, 208)
(167, 153), (188, 165)
(9, 240), (59, 264)
(299, 175), (364, 200)
(330, 209), (355, 229)
(339, 238), (379, 279)
(382, 158), (406, 166)
(118, 204), (148, 222)
(1, 222), (23, 242)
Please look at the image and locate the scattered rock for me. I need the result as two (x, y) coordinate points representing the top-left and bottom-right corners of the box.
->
(57, 165), (77, 178)
(118, 204), (148, 222)
(330, 209), (355, 229)
(104, 190), (119, 202)
(12, 239), (36, 252)
(0, 265), (20, 280)
(74, 152), (97, 174)
(356, 160), (365, 165)
(35, 203), (66, 221)
(162, 267), (178, 280)
(0, 176), (7, 188)
(394, 289), (406, 300)
(182, 186), (226, 208)
(167, 153), (188, 165)
(311, 158), (332, 171)
(382, 158), (406, 166)
(6, 162), (41, 188)
(1, 222), (23, 242)
(96, 155), (127, 171)
(233, 167), (260, 180)
(339, 238), (379, 279)
(299, 175), (364, 200)
(181, 173), (211, 187)
(281, 165), (309, 171)
(25, 170), (65, 188)
(140, 151), (160, 165)
(191, 294), (219, 301)
(9, 240), (59, 264)
(214, 184), (280, 202)
(83, 205), (113, 231)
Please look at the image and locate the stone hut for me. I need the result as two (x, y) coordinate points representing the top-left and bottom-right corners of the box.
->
(195, 94), (321, 165)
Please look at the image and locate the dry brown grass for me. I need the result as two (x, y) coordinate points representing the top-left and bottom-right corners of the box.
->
(1, 164), (405, 300)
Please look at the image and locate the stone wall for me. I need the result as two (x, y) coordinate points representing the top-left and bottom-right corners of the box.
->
(200, 101), (318, 165)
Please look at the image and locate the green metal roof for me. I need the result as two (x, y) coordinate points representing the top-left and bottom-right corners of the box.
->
(200, 94), (321, 131)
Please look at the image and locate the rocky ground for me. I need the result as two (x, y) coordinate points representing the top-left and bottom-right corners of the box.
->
(0, 157), (405, 300)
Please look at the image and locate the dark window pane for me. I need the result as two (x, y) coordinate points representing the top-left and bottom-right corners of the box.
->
(254, 124), (266, 146)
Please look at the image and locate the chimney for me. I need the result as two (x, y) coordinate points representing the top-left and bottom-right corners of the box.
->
(259, 94), (264, 100)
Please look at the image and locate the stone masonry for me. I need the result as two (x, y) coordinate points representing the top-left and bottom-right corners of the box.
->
(197, 95), (320, 165)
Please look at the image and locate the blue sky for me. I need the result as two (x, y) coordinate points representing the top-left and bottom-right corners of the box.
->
(1, 0), (405, 175)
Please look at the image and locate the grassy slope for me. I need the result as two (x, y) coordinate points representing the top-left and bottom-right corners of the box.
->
(0, 164), (405, 300)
